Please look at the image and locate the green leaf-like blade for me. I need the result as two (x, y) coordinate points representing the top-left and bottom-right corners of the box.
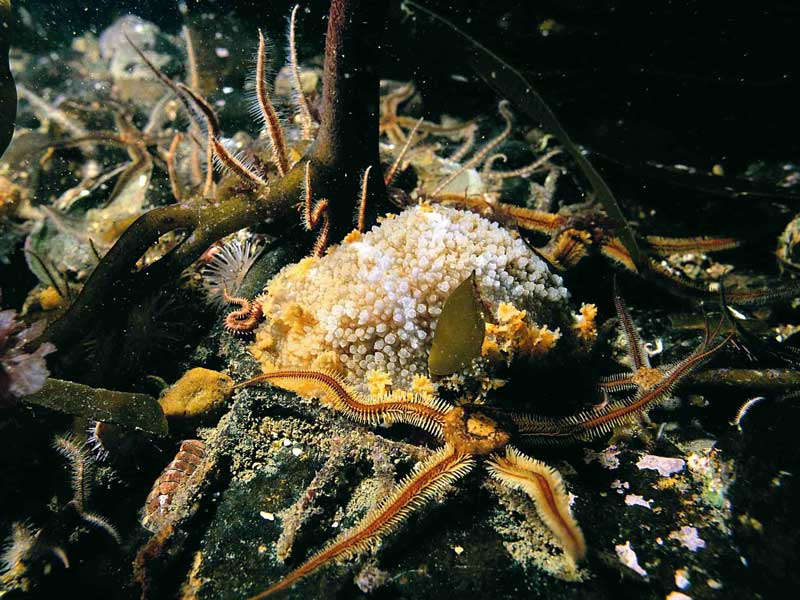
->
(429, 272), (485, 376)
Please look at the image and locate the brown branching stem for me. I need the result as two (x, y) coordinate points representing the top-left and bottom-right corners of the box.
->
(41, 0), (388, 353)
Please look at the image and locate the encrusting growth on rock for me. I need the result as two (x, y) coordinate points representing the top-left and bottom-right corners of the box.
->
(158, 368), (234, 421)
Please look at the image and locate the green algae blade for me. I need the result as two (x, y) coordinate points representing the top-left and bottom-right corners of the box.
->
(402, 1), (642, 271)
(429, 272), (485, 376)
(23, 378), (168, 436)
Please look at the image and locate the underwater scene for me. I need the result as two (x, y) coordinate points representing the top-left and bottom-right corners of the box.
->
(1, 0), (798, 598)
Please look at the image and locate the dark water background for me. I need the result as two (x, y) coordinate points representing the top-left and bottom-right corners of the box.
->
(17, 0), (799, 172)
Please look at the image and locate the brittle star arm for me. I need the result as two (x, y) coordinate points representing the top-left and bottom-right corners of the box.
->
(596, 287), (651, 398)
(221, 289), (264, 334)
(643, 235), (741, 255)
(612, 286), (650, 370)
(235, 368), (455, 439)
(177, 83), (268, 187)
(431, 100), (514, 196)
(127, 36), (268, 190)
(301, 161), (331, 257)
(288, 5), (316, 141)
(248, 444), (475, 599)
(379, 81), (416, 145)
(256, 29), (290, 175)
(513, 330), (733, 444)
(486, 446), (585, 562)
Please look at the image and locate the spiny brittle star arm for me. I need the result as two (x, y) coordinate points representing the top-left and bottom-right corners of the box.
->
(514, 331), (733, 443)
(222, 289), (264, 334)
(248, 445), (474, 599)
(486, 445), (585, 562)
(235, 368), (454, 439)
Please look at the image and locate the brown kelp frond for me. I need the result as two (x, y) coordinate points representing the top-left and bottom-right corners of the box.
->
(249, 446), (474, 599)
(384, 118), (422, 187)
(287, 5), (316, 140)
(613, 284), (650, 370)
(256, 29), (290, 176)
(487, 446), (585, 562)
(235, 368), (453, 438)
(431, 100), (513, 195)
(53, 434), (93, 511)
(644, 235), (741, 256)
(78, 512), (121, 544)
